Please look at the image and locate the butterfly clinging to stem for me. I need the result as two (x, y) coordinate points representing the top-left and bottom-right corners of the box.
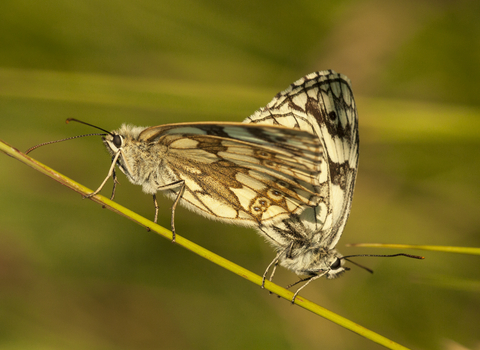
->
(26, 70), (423, 301)
(28, 119), (325, 243)
(244, 70), (422, 300)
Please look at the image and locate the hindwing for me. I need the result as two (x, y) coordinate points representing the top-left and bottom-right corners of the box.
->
(244, 70), (359, 249)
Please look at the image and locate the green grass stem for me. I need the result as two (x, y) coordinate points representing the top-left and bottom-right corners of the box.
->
(1, 138), (412, 350)
(347, 243), (480, 255)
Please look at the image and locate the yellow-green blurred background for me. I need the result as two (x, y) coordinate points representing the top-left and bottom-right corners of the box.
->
(1, 1), (479, 349)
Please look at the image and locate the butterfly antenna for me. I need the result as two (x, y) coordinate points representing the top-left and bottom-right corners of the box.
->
(343, 258), (374, 274)
(342, 253), (425, 260)
(66, 118), (113, 135)
(26, 133), (107, 154)
(26, 119), (112, 154)
(287, 276), (313, 289)
(340, 253), (424, 274)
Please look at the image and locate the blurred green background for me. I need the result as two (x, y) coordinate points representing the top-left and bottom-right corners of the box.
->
(1, 1), (480, 349)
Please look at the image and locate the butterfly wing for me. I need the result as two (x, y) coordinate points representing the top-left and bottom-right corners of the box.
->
(244, 70), (359, 248)
(138, 122), (323, 227)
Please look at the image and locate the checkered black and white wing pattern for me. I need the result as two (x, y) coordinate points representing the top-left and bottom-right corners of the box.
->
(244, 70), (359, 279)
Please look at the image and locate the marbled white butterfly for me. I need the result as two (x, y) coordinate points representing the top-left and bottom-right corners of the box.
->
(27, 120), (324, 242)
(244, 70), (359, 298)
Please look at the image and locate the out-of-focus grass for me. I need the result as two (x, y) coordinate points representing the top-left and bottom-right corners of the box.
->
(1, 1), (480, 349)
(0, 0), (341, 85)
(0, 139), (417, 350)
(348, 243), (480, 255)
(1, 68), (479, 350)
(0, 67), (269, 122)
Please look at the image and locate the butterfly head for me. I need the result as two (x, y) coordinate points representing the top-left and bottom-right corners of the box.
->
(102, 124), (148, 178)
(282, 246), (348, 280)
(103, 129), (129, 177)
(103, 132), (123, 154)
(308, 248), (347, 279)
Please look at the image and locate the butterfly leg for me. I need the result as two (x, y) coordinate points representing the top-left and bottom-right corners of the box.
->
(262, 253), (281, 288)
(85, 151), (121, 199)
(154, 180), (186, 243)
(288, 271), (326, 303)
(268, 260), (279, 283)
(101, 168), (120, 210)
(170, 181), (186, 243)
(153, 194), (159, 223)
(110, 168), (120, 201)
(262, 240), (296, 288)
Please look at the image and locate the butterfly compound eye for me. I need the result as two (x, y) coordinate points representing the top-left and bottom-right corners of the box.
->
(330, 258), (342, 270)
(113, 135), (122, 148)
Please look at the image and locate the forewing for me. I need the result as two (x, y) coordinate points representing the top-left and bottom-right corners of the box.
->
(139, 123), (323, 227)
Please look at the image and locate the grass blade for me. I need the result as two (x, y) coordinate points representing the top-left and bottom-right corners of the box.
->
(1, 138), (412, 350)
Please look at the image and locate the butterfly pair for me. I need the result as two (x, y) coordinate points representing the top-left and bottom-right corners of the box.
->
(28, 70), (360, 301)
